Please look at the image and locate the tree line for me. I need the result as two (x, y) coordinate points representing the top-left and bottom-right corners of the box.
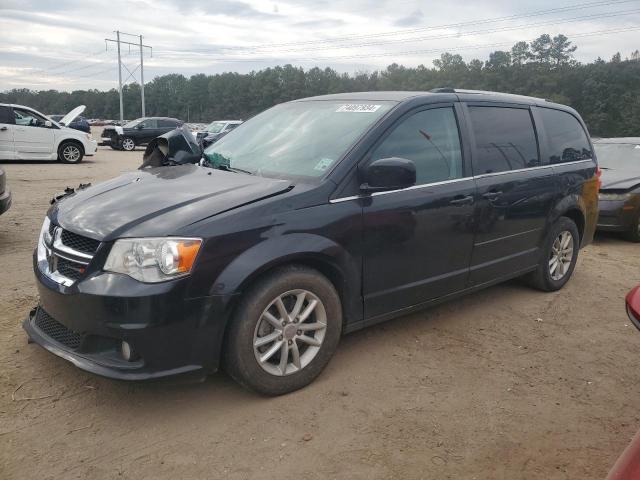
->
(2, 34), (639, 137)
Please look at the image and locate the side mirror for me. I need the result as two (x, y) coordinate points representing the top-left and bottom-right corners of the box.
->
(136, 124), (144, 129)
(360, 157), (416, 192)
(44, 120), (52, 128)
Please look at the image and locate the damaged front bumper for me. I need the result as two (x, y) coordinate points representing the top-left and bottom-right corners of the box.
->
(25, 256), (236, 381)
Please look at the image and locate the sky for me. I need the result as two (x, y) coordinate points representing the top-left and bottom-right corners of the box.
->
(0, 0), (639, 91)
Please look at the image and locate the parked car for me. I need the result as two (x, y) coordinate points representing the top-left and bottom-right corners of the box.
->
(0, 167), (11, 216)
(48, 114), (91, 133)
(99, 117), (183, 151)
(626, 284), (640, 330)
(0, 104), (96, 163)
(24, 89), (598, 395)
(196, 120), (242, 149)
(594, 138), (640, 241)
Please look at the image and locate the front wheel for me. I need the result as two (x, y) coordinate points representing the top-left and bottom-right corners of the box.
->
(58, 141), (84, 163)
(527, 217), (580, 292)
(120, 137), (135, 151)
(224, 266), (342, 395)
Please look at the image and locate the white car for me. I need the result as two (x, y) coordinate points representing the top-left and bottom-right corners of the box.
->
(0, 104), (97, 163)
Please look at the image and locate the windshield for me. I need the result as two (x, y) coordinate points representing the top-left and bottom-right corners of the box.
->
(203, 101), (394, 180)
(124, 118), (144, 128)
(206, 121), (226, 133)
(595, 143), (640, 172)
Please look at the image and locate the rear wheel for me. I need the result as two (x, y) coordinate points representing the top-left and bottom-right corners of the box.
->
(527, 217), (580, 292)
(121, 137), (135, 151)
(57, 141), (84, 163)
(224, 265), (342, 395)
(624, 213), (640, 243)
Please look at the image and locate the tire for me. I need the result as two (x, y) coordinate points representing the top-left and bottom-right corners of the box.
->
(224, 265), (342, 396)
(57, 141), (84, 164)
(120, 137), (135, 151)
(624, 213), (640, 243)
(527, 217), (580, 292)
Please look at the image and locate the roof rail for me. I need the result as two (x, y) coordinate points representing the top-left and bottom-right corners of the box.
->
(430, 87), (547, 102)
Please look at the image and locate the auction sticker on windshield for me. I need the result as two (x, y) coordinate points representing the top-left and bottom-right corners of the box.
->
(336, 104), (382, 113)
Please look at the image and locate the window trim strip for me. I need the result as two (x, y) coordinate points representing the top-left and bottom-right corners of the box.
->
(329, 158), (595, 204)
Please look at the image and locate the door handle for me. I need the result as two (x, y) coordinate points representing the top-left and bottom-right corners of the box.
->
(449, 195), (474, 206)
(0, 126), (7, 131)
(482, 191), (503, 200)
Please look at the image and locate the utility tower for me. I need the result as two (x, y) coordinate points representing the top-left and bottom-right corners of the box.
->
(105, 31), (152, 122)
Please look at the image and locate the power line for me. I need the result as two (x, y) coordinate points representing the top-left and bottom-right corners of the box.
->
(153, 9), (640, 62)
(217, 7), (640, 55)
(158, 0), (638, 55)
(173, 25), (640, 64)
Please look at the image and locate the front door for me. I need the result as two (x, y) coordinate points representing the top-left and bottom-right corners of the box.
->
(464, 104), (556, 286)
(0, 105), (15, 159)
(12, 107), (55, 159)
(362, 105), (476, 319)
(137, 118), (159, 143)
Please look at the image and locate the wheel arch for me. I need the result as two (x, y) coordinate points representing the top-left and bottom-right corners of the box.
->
(57, 138), (85, 155)
(549, 194), (587, 246)
(206, 234), (362, 368)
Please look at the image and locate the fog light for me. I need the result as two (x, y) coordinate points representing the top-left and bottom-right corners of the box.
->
(121, 341), (134, 361)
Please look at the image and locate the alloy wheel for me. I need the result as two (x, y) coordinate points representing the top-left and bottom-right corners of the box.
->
(253, 289), (327, 376)
(62, 145), (81, 162)
(549, 230), (574, 281)
(122, 138), (135, 151)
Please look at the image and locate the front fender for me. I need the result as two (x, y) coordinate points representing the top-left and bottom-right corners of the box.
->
(211, 232), (362, 324)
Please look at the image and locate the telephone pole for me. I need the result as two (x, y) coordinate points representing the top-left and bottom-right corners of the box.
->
(105, 31), (152, 122)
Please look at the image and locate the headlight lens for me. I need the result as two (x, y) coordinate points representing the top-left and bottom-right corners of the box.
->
(599, 192), (633, 201)
(104, 237), (202, 283)
(37, 217), (51, 262)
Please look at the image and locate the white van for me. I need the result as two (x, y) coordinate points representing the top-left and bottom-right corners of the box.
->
(0, 104), (97, 163)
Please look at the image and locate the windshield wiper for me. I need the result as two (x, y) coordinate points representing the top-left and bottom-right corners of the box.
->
(216, 164), (254, 175)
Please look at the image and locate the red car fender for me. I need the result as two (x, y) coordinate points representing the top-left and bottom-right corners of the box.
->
(626, 285), (640, 331)
(607, 429), (640, 480)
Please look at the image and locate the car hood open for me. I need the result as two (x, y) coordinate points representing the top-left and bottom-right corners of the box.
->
(600, 169), (640, 191)
(59, 105), (86, 127)
(50, 164), (292, 240)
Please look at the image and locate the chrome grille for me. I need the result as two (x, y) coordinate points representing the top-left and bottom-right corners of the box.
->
(60, 229), (100, 255)
(41, 224), (99, 285)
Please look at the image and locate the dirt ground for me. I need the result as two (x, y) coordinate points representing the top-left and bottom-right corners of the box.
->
(1, 131), (640, 479)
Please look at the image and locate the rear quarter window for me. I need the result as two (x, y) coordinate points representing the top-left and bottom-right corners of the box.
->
(539, 108), (592, 164)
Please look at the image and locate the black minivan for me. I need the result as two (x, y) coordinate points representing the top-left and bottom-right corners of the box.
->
(25, 90), (598, 395)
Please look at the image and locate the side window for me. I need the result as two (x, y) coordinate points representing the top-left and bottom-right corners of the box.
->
(370, 107), (464, 185)
(157, 119), (176, 128)
(14, 108), (45, 127)
(0, 106), (11, 124)
(226, 124), (239, 131)
(538, 108), (592, 163)
(468, 106), (539, 175)
(139, 119), (157, 129)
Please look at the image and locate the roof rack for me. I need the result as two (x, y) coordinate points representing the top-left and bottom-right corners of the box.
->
(430, 88), (547, 102)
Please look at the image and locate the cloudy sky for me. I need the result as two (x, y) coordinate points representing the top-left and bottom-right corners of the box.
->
(1, 0), (639, 91)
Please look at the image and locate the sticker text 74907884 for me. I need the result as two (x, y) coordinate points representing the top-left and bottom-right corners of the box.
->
(336, 104), (381, 113)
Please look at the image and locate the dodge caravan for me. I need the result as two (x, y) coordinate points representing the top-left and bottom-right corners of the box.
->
(25, 90), (598, 395)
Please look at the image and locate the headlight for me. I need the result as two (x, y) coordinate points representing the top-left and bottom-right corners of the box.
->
(599, 192), (633, 201)
(104, 237), (202, 283)
(37, 217), (51, 262)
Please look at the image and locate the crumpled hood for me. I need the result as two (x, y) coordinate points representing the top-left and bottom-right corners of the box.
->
(600, 169), (640, 191)
(50, 164), (292, 240)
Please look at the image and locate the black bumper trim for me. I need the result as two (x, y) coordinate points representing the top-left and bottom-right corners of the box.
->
(23, 307), (204, 381)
